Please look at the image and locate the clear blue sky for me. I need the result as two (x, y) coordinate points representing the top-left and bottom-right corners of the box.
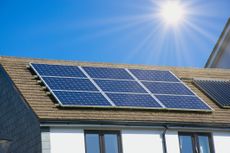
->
(0, 0), (229, 67)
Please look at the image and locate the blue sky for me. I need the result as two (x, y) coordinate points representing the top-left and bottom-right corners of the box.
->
(0, 0), (229, 67)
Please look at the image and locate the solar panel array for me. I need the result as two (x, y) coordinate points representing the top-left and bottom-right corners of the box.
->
(194, 79), (230, 108)
(30, 63), (212, 111)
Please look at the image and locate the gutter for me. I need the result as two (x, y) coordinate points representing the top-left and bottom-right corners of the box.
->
(40, 120), (230, 131)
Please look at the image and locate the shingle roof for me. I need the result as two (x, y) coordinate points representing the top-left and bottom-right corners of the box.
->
(1, 56), (230, 126)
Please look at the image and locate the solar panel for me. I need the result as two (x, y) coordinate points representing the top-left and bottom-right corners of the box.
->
(31, 63), (86, 77)
(142, 82), (194, 95)
(53, 91), (112, 106)
(129, 69), (180, 82)
(156, 95), (210, 110)
(30, 63), (212, 111)
(194, 79), (230, 108)
(83, 66), (133, 80)
(95, 80), (147, 93)
(107, 93), (162, 108)
(42, 77), (98, 91)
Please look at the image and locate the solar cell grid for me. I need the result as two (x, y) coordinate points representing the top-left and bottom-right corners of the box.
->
(54, 91), (112, 106)
(42, 77), (98, 91)
(142, 81), (194, 95)
(129, 69), (180, 82)
(107, 93), (162, 108)
(155, 95), (210, 110)
(194, 80), (230, 107)
(31, 63), (86, 77)
(30, 63), (212, 111)
(83, 66), (134, 80)
(95, 80), (147, 93)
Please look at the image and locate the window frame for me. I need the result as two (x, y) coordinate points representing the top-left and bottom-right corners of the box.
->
(178, 132), (215, 153)
(84, 130), (123, 153)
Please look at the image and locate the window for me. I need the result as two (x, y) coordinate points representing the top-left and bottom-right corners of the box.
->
(85, 131), (122, 153)
(179, 132), (214, 153)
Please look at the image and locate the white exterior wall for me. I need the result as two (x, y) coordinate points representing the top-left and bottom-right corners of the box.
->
(46, 127), (230, 153)
(165, 131), (180, 153)
(49, 128), (85, 153)
(213, 132), (230, 153)
(121, 130), (163, 153)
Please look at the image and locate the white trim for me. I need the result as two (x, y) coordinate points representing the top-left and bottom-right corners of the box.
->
(206, 22), (230, 68)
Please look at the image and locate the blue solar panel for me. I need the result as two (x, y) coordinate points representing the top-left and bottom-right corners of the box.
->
(95, 80), (147, 93)
(30, 63), (212, 111)
(54, 91), (112, 106)
(194, 80), (230, 108)
(83, 67), (134, 80)
(42, 77), (98, 91)
(129, 69), (180, 82)
(31, 63), (86, 77)
(155, 95), (211, 110)
(107, 93), (162, 108)
(142, 82), (194, 95)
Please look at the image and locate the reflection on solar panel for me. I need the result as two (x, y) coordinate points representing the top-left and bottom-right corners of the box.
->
(194, 79), (230, 108)
(30, 63), (212, 111)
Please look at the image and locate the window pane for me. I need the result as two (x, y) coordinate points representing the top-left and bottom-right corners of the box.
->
(198, 136), (211, 153)
(104, 134), (119, 153)
(179, 135), (194, 153)
(85, 134), (100, 153)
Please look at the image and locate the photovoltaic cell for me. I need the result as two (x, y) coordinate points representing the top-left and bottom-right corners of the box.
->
(194, 80), (230, 107)
(31, 63), (86, 77)
(42, 77), (98, 91)
(155, 95), (210, 110)
(83, 66), (134, 80)
(53, 91), (112, 106)
(107, 93), (162, 108)
(142, 82), (194, 95)
(95, 80), (147, 93)
(30, 63), (212, 111)
(129, 69), (180, 82)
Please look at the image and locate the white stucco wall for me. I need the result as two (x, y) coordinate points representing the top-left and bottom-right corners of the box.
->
(121, 129), (163, 153)
(213, 132), (230, 153)
(165, 131), (180, 153)
(49, 128), (85, 153)
(47, 127), (230, 153)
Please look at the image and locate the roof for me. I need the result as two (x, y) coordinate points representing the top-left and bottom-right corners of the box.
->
(205, 18), (230, 68)
(1, 56), (230, 126)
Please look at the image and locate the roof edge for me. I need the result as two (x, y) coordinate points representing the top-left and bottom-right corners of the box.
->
(40, 119), (230, 129)
(205, 18), (230, 68)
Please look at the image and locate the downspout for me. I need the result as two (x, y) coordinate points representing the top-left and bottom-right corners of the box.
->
(162, 125), (168, 153)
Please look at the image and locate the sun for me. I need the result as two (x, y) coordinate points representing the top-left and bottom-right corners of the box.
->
(160, 1), (186, 26)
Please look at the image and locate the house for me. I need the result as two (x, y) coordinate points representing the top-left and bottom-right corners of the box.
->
(0, 56), (230, 153)
(205, 18), (230, 68)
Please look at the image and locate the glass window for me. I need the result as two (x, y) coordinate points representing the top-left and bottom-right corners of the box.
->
(179, 133), (214, 153)
(85, 134), (100, 153)
(104, 134), (119, 153)
(198, 136), (211, 153)
(85, 131), (122, 153)
(179, 135), (194, 153)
